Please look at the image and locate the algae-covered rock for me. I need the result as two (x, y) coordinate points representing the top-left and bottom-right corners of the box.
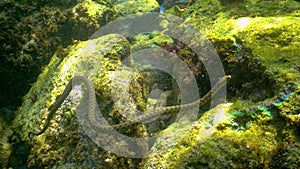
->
(0, 117), (12, 169)
(0, 0), (115, 113)
(142, 103), (281, 168)
(180, 0), (300, 100)
(7, 0), (300, 168)
(113, 0), (160, 16)
(140, 0), (300, 168)
(11, 34), (147, 168)
(1, 0), (114, 67)
(141, 103), (232, 168)
(273, 84), (300, 126)
(66, 0), (116, 41)
(131, 31), (174, 52)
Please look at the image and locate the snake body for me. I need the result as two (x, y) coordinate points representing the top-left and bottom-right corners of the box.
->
(29, 75), (230, 137)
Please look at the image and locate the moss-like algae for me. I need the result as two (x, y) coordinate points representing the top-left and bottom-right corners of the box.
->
(11, 34), (146, 168)
(0, 117), (12, 169)
(7, 0), (300, 168)
(141, 0), (300, 168)
(113, 0), (159, 16)
(0, 0), (115, 111)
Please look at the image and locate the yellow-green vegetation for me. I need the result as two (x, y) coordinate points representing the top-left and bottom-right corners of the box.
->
(0, 117), (12, 169)
(142, 104), (232, 168)
(69, 0), (116, 36)
(131, 31), (174, 52)
(0, 0), (115, 111)
(6, 0), (300, 168)
(11, 34), (146, 168)
(113, 0), (160, 16)
(0, 0), (115, 66)
(274, 84), (300, 126)
(182, 0), (300, 85)
(142, 93), (299, 168)
(140, 0), (300, 168)
(202, 16), (300, 84)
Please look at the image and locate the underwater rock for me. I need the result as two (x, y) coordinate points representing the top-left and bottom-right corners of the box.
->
(6, 0), (300, 168)
(11, 34), (146, 168)
(141, 103), (232, 168)
(0, 117), (12, 169)
(140, 0), (300, 168)
(0, 0), (115, 113)
(162, 0), (191, 9)
(130, 31), (174, 52)
(113, 0), (160, 16)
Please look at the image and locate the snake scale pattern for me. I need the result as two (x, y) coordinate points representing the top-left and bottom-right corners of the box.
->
(29, 75), (230, 137)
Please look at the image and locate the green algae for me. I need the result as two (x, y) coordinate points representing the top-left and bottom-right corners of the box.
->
(113, 0), (160, 16)
(11, 34), (141, 168)
(0, 117), (12, 169)
(131, 31), (174, 52)
(140, 0), (300, 168)
(169, 124), (278, 168)
(0, 0), (115, 111)
(142, 97), (299, 168)
(142, 103), (233, 168)
(69, 0), (115, 36)
(0, 0), (115, 67)
(183, 0), (300, 86)
(6, 0), (300, 168)
(180, 0), (300, 101)
(273, 84), (300, 126)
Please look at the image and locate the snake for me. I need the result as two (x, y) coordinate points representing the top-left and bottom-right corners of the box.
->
(29, 75), (231, 137)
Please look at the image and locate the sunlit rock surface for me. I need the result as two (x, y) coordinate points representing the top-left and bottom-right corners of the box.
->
(11, 34), (142, 168)
(140, 0), (300, 168)
(113, 0), (160, 16)
(5, 0), (300, 168)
